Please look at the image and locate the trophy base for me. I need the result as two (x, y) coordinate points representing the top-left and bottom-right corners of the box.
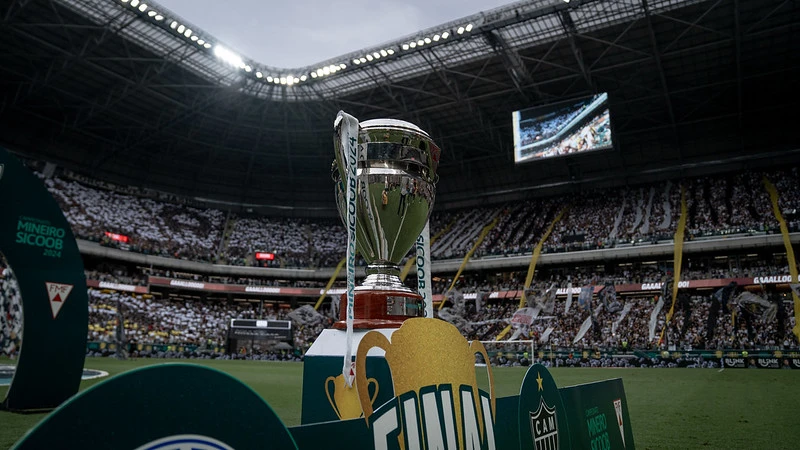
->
(333, 290), (424, 330)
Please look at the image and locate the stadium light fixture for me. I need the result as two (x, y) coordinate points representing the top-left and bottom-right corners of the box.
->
(433, 34), (440, 41)
(255, 71), (263, 78)
(273, 78), (280, 84)
(373, 52), (380, 59)
(409, 42), (416, 48)
(300, 75), (307, 81)
(177, 24), (185, 33)
(130, 0), (139, 7)
(170, 20), (177, 29)
(424, 37), (431, 44)
(417, 39), (424, 46)
(387, 49), (394, 55)
(366, 54), (373, 61)
(120, 0), (129, 3)
(311, 72), (318, 78)
(203, 43), (211, 49)
(442, 31), (449, 39)
(213, 45), (244, 68)
(183, 29), (192, 38)
(280, 77), (287, 85)
(147, 10), (156, 17)
(266, 76), (273, 82)
(244, 65), (252, 72)
(380, 49), (388, 57)
(402, 44), (409, 50)
(197, 39), (205, 45)
(138, 3), (147, 12)
(353, 59), (360, 64)
(339, 63), (346, 69)
(465, 23), (473, 32)
(154, 14), (163, 21)
(323, 67), (330, 75)
(359, 57), (366, 63)
(190, 35), (198, 41)
(457, 26), (465, 34)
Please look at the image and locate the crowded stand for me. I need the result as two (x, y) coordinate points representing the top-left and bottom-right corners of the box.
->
(31, 165), (798, 268)
(0, 265), (23, 359)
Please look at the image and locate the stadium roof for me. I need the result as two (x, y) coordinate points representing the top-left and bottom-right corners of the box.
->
(1, 0), (798, 215)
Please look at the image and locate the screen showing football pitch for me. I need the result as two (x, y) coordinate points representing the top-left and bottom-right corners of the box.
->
(512, 92), (612, 163)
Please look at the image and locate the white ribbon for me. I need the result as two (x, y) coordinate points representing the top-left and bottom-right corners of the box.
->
(338, 111), (359, 387)
(417, 221), (433, 318)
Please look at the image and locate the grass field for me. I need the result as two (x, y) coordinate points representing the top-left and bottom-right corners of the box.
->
(1, 358), (798, 449)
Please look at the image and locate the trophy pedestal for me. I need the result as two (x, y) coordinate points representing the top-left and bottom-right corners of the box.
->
(333, 290), (423, 330)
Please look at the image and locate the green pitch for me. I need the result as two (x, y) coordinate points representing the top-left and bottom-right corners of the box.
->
(1, 358), (798, 449)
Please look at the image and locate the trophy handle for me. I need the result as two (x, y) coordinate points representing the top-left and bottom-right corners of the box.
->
(356, 331), (391, 421)
(470, 340), (496, 421)
(367, 377), (379, 406)
(325, 376), (341, 420)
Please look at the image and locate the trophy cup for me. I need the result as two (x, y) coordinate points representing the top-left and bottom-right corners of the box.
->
(332, 115), (440, 329)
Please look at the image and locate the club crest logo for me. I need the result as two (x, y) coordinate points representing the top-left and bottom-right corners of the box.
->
(530, 397), (558, 450)
(133, 434), (234, 450)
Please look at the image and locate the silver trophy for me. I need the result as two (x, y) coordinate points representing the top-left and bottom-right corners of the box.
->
(332, 116), (440, 327)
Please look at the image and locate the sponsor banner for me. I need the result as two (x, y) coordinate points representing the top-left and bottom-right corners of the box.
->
(86, 279), (149, 294)
(722, 358), (747, 368)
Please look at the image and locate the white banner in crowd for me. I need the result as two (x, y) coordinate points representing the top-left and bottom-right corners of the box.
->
(611, 303), (632, 335)
(565, 281), (573, 314)
(649, 297), (664, 342)
(573, 316), (593, 344)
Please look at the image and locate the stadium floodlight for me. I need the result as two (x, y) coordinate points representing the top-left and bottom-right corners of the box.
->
(402, 44), (409, 50)
(286, 77), (294, 86)
(190, 35), (198, 41)
(197, 39), (204, 45)
(359, 57), (366, 63)
(353, 59), (360, 64)
(433, 34), (440, 41)
(442, 31), (449, 39)
(293, 77), (300, 83)
(170, 20), (177, 29)
(380, 49), (388, 57)
(138, 3), (147, 12)
(147, 10), (156, 17)
(409, 42), (416, 48)
(177, 24), (185, 33)
(365, 54), (372, 61)
(279, 77), (287, 84)
(120, 0), (129, 3)
(317, 68), (324, 76)
(329, 64), (338, 72)
(311, 71), (318, 78)
(255, 71), (263, 78)
(154, 14), (163, 21)
(465, 23), (473, 32)
(323, 67), (330, 75)
(213, 45), (244, 68)
(130, 0), (139, 7)
(203, 43), (211, 49)
(273, 78), (280, 84)
(457, 26), (465, 34)
(266, 76), (273, 82)
(244, 65), (252, 72)
(387, 49), (394, 55)
(339, 63), (346, 69)
(300, 75), (307, 81)
(417, 39), (424, 46)
(183, 29), (192, 38)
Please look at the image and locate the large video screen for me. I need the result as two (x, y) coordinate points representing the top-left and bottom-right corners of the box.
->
(512, 92), (612, 163)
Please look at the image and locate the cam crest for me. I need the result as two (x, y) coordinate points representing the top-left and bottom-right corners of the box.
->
(530, 397), (558, 450)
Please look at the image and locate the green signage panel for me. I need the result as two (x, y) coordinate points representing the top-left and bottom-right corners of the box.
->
(13, 364), (298, 449)
(0, 148), (88, 411)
